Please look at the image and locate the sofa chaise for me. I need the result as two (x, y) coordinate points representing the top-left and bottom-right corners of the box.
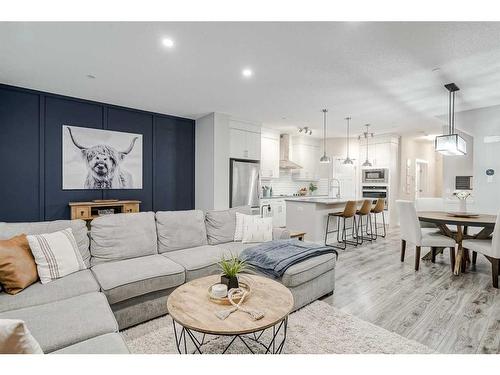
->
(0, 206), (336, 354)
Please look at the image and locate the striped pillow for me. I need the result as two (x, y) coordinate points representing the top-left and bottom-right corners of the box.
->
(241, 216), (273, 243)
(27, 228), (86, 284)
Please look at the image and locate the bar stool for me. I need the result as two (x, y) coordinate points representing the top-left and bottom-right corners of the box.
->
(355, 199), (375, 244)
(325, 200), (358, 250)
(370, 198), (386, 238)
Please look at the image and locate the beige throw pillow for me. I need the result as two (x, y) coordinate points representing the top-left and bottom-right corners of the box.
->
(241, 215), (273, 243)
(0, 319), (43, 354)
(27, 228), (86, 284)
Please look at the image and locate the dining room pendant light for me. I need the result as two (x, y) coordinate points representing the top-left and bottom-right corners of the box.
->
(360, 124), (374, 167)
(319, 109), (331, 164)
(343, 116), (354, 165)
(435, 83), (466, 156)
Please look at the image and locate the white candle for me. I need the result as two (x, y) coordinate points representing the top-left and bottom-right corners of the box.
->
(212, 284), (228, 298)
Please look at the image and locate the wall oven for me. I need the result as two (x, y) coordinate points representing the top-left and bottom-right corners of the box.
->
(362, 185), (388, 209)
(362, 168), (388, 184)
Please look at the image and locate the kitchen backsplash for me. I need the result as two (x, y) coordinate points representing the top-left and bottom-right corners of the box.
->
(261, 170), (329, 197)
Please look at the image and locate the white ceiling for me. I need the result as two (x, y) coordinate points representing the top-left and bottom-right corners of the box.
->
(2, 22), (500, 137)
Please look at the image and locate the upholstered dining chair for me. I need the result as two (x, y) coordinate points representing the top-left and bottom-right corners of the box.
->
(462, 212), (500, 288)
(396, 200), (457, 271)
(415, 197), (445, 212)
(415, 197), (460, 232)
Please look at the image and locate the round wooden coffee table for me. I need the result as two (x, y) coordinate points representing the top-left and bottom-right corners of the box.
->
(167, 274), (294, 354)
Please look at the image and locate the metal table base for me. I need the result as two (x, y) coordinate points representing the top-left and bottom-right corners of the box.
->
(172, 317), (288, 354)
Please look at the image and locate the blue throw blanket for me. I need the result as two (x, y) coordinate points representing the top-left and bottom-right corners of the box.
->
(240, 239), (338, 279)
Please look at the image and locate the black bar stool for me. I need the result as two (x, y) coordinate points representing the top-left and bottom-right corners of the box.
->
(355, 199), (375, 244)
(370, 198), (386, 238)
(325, 200), (358, 250)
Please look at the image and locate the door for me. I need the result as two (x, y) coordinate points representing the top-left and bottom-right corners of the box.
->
(415, 160), (429, 198)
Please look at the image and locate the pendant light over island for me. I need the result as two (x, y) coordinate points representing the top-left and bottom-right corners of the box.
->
(319, 109), (331, 164)
(359, 124), (374, 167)
(343, 116), (354, 165)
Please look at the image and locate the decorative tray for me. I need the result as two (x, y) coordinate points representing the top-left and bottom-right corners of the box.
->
(446, 212), (480, 218)
(208, 281), (251, 305)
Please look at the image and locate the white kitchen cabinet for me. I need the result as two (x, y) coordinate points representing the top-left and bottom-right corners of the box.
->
(359, 136), (398, 168)
(245, 131), (261, 160)
(260, 129), (280, 179)
(372, 143), (391, 167)
(291, 136), (320, 181)
(229, 127), (261, 160)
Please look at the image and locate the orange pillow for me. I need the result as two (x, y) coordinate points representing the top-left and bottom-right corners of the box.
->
(0, 234), (39, 294)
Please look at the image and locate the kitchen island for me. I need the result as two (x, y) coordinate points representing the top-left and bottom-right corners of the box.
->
(285, 197), (363, 244)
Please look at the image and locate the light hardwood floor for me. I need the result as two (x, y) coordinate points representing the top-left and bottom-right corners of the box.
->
(321, 229), (500, 354)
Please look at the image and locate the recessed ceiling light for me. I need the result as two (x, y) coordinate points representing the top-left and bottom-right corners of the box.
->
(242, 68), (253, 78)
(162, 38), (175, 48)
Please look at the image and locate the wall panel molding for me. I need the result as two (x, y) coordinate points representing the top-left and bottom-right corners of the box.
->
(0, 83), (195, 222)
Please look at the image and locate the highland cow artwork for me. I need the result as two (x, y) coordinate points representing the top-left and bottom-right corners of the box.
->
(62, 125), (143, 189)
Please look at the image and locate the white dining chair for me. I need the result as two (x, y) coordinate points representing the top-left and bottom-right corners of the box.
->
(397, 200), (457, 271)
(415, 197), (445, 212)
(462, 212), (500, 288)
(415, 197), (461, 233)
(415, 198), (445, 229)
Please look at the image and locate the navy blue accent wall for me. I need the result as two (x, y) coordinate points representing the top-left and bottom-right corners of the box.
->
(0, 84), (195, 222)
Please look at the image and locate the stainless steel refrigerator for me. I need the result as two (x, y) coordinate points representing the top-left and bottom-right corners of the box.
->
(229, 158), (260, 208)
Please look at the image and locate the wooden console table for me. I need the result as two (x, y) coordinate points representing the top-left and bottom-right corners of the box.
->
(69, 200), (141, 221)
(290, 231), (306, 241)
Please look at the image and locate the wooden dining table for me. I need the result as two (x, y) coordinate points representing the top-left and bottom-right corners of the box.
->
(417, 211), (497, 275)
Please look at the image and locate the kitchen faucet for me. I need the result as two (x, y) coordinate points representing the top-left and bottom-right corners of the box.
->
(329, 178), (341, 199)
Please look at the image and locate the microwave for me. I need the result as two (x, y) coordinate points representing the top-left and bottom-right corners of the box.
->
(362, 168), (388, 183)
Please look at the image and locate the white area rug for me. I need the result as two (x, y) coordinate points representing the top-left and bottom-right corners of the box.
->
(122, 301), (433, 354)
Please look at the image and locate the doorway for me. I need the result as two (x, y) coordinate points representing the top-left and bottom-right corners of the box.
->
(415, 159), (429, 198)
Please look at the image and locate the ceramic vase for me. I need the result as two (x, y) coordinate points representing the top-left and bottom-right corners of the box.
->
(458, 199), (467, 213)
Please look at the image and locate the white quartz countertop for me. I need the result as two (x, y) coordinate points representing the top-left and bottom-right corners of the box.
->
(285, 197), (362, 204)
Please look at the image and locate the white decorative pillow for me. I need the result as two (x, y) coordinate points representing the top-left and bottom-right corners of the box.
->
(234, 212), (253, 241)
(0, 319), (43, 354)
(27, 228), (86, 284)
(241, 215), (273, 243)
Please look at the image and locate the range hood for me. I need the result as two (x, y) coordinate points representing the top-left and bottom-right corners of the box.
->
(279, 134), (302, 169)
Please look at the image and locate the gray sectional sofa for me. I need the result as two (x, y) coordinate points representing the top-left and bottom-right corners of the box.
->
(0, 206), (336, 354)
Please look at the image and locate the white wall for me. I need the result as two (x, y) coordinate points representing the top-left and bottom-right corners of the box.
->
(195, 112), (230, 210)
(195, 113), (215, 210)
(399, 135), (443, 201)
(213, 113), (230, 209)
(441, 130), (474, 197)
(453, 105), (500, 214)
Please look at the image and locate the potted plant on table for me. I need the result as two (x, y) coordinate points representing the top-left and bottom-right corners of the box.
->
(218, 254), (248, 290)
(308, 182), (318, 196)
